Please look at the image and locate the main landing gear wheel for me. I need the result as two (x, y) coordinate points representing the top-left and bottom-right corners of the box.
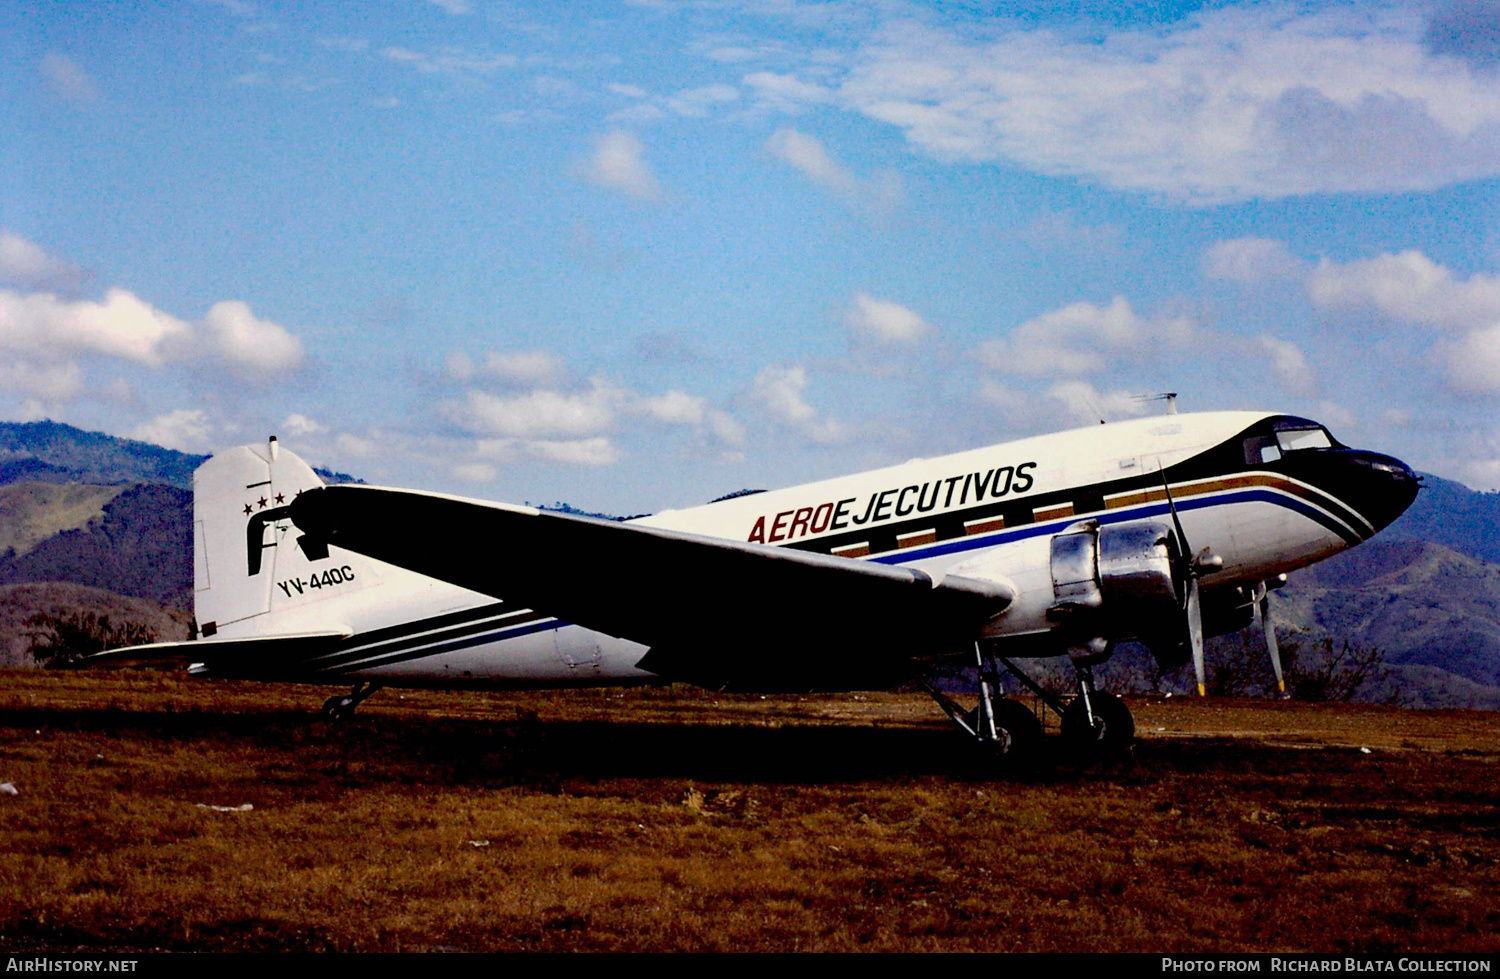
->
(992, 699), (1045, 760)
(921, 642), (1053, 771)
(1060, 690), (1134, 758)
(960, 698), (1044, 767)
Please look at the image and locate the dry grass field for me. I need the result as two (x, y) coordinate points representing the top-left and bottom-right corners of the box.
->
(0, 668), (1497, 953)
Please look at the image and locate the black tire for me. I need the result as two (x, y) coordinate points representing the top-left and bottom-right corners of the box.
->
(321, 695), (349, 721)
(964, 699), (1045, 763)
(992, 698), (1044, 760)
(1060, 691), (1134, 758)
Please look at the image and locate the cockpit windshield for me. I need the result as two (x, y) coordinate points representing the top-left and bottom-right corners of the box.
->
(1243, 417), (1338, 466)
(1276, 426), (1333, 452)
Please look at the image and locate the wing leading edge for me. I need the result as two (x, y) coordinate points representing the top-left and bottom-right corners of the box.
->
(288, 485), (1012, 689)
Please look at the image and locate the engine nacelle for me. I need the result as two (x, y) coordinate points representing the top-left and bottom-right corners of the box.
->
(1048, 519), (1185, 664)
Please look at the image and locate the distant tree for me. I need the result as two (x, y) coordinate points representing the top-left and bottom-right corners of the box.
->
(1280, 636), (1395, 703)
(25, 611), (157, 667)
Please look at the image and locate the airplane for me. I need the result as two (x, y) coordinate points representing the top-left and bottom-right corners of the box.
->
(87, 408), (1420, 763)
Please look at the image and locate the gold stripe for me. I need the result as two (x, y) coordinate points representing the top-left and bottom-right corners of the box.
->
(1034, 503), (1074, 521)
(1102, 472), (1366, 532)
(897, 530), (936, 549)
(832, 542), (870, 558)
(964, 516), (1005, 536)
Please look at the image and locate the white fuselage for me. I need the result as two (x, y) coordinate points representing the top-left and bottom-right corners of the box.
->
(204, 411), (1374, 687)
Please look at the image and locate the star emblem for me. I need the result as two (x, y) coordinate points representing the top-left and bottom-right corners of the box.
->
(243, 504), (253, 516)
(258, 497), (268, 508)
(275, 493), (285, 504)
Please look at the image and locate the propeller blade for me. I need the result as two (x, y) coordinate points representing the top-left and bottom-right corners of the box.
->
(1158, 462), (1192, 560)
(1160, 462), (1207, 696)
(1187, 576), (1206, 696)
(1255, 584), (1287, 698)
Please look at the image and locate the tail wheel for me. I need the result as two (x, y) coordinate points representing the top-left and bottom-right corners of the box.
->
(1060, 691), (1135, 758)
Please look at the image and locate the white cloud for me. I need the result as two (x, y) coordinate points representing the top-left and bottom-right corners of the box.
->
(1307, 250), (1500, 330)
(577, 130), (661, 201)
(744, 71), (835, 113)
(527, 437), (620, 466)
(1257, 336), (1316, 395)
(845, 292), (931, 345)
(752, 365), (846, 445)
(662, 84), (739, 117)
(764, 8), (1500, 203)
(480, 349), (566, 387)
(130, 409), (215, 453)
(0, 286), (306, 396)
(41, 52), (99, 106)
(1443, 322), (1500, 395)
(451, 462), (496, 483)
(0, 232), (87, 292)
(281, 413), (325, 436)
(1205, 237), (1305, 284)
(202, 300), (304, 374)
(0, 288), (192, 366)
(639, 389), (706, 426)
(445, 382), (623, 439)
(379, 45), (516, 79)
(0, 360), (85, 403)
(977, 297), (1194, 377)
(1304, 249), (1500, 396)
(607, 83), (740, 122)
(764, 128), (903, 211)
(707, 409), (746, 449)
(336, 433), (379, 459)
(427, 0), (472, 14)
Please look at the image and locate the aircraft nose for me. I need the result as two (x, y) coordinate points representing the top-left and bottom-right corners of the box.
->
(1346, 450), (1420, 533)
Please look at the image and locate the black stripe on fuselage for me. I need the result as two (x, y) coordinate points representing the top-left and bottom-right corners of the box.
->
(776, 418), (1371, 561)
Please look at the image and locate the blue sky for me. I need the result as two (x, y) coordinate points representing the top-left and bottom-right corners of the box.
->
(3, 0), (1499, 512)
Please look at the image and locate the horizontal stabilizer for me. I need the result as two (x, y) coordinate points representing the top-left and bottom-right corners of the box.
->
(73, 630), (354, 670)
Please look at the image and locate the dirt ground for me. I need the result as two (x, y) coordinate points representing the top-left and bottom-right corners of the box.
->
(1, 669), (1496, 952)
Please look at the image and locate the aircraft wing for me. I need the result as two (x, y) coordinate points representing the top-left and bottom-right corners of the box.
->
(74, 630), (353, 671)
(289, 485), (1012, 688)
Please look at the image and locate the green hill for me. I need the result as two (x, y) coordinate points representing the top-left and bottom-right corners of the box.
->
(0, 484), (194, 613)
(1382, 473), (1500, 566)
(0, 421), (205, 488)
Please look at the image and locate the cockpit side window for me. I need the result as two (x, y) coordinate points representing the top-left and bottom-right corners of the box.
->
(1243, 435), (1281, 465)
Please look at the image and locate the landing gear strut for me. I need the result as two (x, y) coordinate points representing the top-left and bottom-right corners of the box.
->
(923, 647), (1136, 763)
(921, 642), (1046, 765)
(321, 682), (382, 720)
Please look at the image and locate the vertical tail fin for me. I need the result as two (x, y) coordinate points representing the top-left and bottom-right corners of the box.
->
(193, 438), (329, 637)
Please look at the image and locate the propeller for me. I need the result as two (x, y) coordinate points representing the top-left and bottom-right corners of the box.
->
(1253, 579), (1289, 698)
(1158, 464), (1221, 696)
